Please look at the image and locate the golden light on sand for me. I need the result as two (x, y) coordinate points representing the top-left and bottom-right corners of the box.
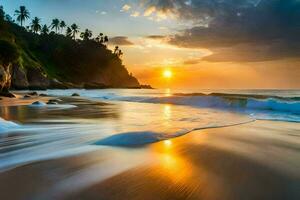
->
(163, 69), (172, 78)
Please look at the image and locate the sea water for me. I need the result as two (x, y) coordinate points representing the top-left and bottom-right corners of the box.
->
(0, 89), (299, 171)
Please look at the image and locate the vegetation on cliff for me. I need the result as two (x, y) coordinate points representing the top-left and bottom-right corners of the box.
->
(0, 5), (140, 93)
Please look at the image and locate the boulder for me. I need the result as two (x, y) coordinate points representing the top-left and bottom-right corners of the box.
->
(71, 93), (80, 97)
(83, 82), (108, 89)
(28, 91), (38, 96)
(47, 101), (58, 105)
(31, 101), (46, 106)
(0, 64), (12, 92)
(27, 67), (50, 90)
(47, 99), (61, 104)
(49, 79), (69, 89)
(0, 91), (15, 98)
(11, 64), (29, 90)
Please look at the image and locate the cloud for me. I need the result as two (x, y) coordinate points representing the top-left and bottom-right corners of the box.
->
(143, 6), (156, 16)
(109, 36), (134, 46)
(138, 0), (300, 62)
(130, 11), (140, 17)
(121, 4), (131, 12)
(146, 35), (167, 40)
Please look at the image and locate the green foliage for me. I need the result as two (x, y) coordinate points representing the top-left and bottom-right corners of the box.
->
(0, 5), (139, 87)
(0, 40), (19, 65)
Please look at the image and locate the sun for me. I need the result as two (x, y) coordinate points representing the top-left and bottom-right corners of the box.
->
(163, 70), (173, 78)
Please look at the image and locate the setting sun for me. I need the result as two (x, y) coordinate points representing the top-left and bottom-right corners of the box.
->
(163, 70), (173, 78)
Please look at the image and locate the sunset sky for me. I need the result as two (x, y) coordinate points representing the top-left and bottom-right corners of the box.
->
(2, 0), (300, 89)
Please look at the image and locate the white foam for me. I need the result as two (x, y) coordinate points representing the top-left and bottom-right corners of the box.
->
(0, 117), (19, 133)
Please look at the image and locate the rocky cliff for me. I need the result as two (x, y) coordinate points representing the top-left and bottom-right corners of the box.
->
(0, 16), (141, 95)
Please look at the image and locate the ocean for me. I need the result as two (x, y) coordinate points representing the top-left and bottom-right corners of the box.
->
(0, 89), (299, 199)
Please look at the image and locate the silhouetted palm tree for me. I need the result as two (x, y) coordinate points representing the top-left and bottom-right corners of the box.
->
(0, 6), (4, 21)
(118, 50), (123, 57)
(99, 33), (104, 43)
(70, 23), (79, 39)
(113, 46), (123, 57)
(80, 29), (93, 41)
(60, 20), (66, 33)
(114, 46), (119, 54)
(14, 6), (30, 26)
(66, 27), (72, 38)
(30, 17), (41, 33)
(50, 18), (60, 33)
(104, 36), (109, 43)
(41, 24), (49, 35)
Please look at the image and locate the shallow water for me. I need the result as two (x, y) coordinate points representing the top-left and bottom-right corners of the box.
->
(0, 89), (300, 200)
(0, 96), (252, 171)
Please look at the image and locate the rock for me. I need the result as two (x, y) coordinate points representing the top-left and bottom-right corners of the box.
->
(47, 101), (58, 105)
(31, 101), (46, 106)
(49, 79), (69, 89)
(39, 93), (48, 97)
(71, 93), (80, 97)
(23, 94), (31, 98)
(0, 91), (16, 98)
(0, 64), (12, 92)
(84, 82), (108, 89)
(28, 92), (38, 96)
(27, 67), (50, 90)
(47, 99), (61, 104)
(11, 64), (29, 90)
(140, 84), (153, 89)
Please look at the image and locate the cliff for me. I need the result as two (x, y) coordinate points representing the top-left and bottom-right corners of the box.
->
(0, 14), (140, 94)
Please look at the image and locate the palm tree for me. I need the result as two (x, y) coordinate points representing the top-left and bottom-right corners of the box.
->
(104, 35), (109, 43)
(99, 33), (104, 43)
(80, 29), (93, 41)
(30, 17), (41, 33)
(0, 6), (4, 21)
(14, 6), (30, 26)
(41, 24), (49, 35)
(114, 46), (123, 57)
(66, 27), (72, 38)
(50, 18), (60, 33)
(118, 49), (123, 57)
(59, 20), (66, 33)
(114, 46), (119, 54)
(70, 23), (79, 39)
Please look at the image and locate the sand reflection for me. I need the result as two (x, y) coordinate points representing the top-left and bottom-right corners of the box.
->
(152, 139), (193, 184)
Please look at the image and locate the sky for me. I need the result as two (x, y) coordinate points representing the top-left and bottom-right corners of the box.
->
(1, 0), (300, 89)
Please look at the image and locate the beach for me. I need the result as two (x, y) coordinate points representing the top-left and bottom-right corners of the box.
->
(0, 90), (299, 200)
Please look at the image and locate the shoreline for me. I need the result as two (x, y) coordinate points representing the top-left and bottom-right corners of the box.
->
(0, 120), (299, 200)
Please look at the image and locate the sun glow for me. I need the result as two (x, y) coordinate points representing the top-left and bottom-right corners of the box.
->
(163, 70), (172, 78)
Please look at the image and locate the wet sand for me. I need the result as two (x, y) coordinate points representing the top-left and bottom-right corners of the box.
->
(0, 119), (299, 200)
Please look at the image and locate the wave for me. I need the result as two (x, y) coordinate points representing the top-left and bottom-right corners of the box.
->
(114, 94), (299, 112)
(94, 120), (254, 147)
(33, 89), (300, 122)
(103, 93), (300, 122)
(0, 117), (19, 133)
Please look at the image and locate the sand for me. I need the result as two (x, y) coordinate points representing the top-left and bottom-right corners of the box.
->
(0, 118), (299, 200)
